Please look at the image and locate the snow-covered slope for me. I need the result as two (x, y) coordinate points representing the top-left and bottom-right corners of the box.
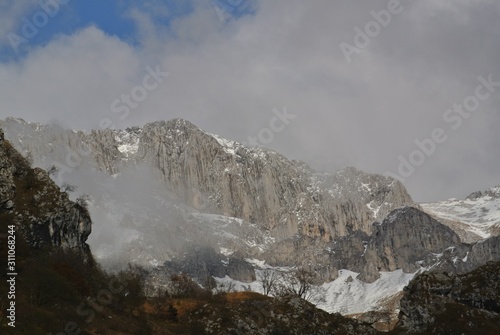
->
(213, 263), (417, 316)
(318, 269), (416, 315)
(421, 185), (500, 242)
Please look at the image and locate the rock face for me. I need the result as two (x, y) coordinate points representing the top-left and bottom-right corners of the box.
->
(136, 120), (415, 241)
(394, 261), (500, 334)
(359, 207), (500, 282)
(361, 207), (462, 281)
(0, 117), (420, 285)
(0, 128), (15, 211)
(0, 117), (415, 244)
(0, 127), (91, 252)
(261, 207), (500, 283)
(467, 236), (500, 270)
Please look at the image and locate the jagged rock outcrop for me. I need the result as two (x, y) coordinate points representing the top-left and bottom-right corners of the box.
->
(0, 128), (15, 211)
(360, 207), (500, 282)
(467, 236), (500, 269)
(361, 207), (462, 281)
(0, 127), (92, 252)
(393, 261), (500, 334)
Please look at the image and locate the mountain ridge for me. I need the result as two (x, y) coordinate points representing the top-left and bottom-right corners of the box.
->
(2, 117), (500, 330)
(0, 117), (416, 242)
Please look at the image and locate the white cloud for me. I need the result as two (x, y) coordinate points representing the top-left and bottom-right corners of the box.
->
(0, 26), (141, 129)
(0, 0), (499, 202)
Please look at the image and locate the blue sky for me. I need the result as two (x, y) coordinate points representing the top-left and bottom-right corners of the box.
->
(0, 0), (254, 62)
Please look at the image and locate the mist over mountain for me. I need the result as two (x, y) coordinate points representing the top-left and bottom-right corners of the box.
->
(2, 117), (500, 332)
(0, 117), (413, 264)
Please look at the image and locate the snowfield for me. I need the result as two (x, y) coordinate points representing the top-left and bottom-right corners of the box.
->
(421, 185), (500, 240)
(214, 261), (417, 316)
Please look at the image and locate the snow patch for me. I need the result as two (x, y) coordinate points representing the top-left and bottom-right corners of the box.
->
(115, 130), (140, 157)
(366, 200), (381, 218)
(318, 269), (416, 314)
(210, 133), (238, 155)
(220, 247), (234, 256)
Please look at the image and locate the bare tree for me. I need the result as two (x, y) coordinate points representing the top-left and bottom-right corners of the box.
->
(278, 267), (326, 305)
(47, 165), (59, 177)
(260, 269), (280, 296)
(203, 273), (217, 292)
(61, 182), (77, 193)
(215, 280), (236, 294)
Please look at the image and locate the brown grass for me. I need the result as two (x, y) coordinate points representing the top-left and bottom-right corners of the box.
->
(224, 291), (269, 304)
(171, 298), (204, 318)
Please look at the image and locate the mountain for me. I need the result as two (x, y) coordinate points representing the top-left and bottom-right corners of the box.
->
(422, 185), (500, 243)
(0, 117), (416, 268)
(0, 117), (415, 240)
(2, 117), (500, 332)
(2, 125), (390, 334)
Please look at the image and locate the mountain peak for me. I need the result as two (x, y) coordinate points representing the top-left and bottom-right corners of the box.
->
(466, 184), (500, 200)
(142, 118), (204, 134)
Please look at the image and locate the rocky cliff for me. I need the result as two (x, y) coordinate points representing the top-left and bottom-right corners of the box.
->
(0, 117), (415, 244)
(361, 207), (463, 281)
(0, 127), (91, 252)
(135, 119), (415, 241)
